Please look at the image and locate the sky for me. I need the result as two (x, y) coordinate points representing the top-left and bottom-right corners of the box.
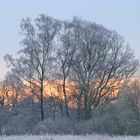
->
(0, 0), (140, 79)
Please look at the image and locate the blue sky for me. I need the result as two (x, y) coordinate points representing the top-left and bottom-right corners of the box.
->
(0, 0), (140, 79)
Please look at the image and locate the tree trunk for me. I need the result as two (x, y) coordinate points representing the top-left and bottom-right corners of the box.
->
(77, 93), (82, 121)
(85, 107), (92, 120)
(84, 94), (88, 120)
(40, 80), (44, 121)
(84, 94), (92, 120)
(63, 78), (70, 118)
(60, 102), (64, 118)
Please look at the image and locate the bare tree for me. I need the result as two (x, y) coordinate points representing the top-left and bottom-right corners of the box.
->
(55, 22), (77, 118)
(0, 72), (26, 117)
(67, 18), (139, 120)
(5, 15), (61, 120)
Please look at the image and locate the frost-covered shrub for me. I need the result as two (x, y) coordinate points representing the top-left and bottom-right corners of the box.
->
(0, 108), (9, 134)
(116, 87), (140, 135)
(33, 118), (95, 135)
(4, 110), (39, 135)
(92, 104), (123, 135)
(33, 118), (75, 134)
(91, 86), (140, 136)
(73, 120), (94, 135)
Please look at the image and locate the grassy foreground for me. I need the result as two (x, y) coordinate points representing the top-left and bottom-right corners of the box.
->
(0, 135), (140, 140)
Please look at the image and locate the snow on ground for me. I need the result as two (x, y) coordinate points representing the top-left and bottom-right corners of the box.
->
(0, 135), (140, 140)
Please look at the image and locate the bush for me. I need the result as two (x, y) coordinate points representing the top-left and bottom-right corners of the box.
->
(91, 86), (140, 136)
(73, 120), (94, 135)
(33, 118), (75, 134)
(92, 104), (123, 135)
(4, 110), (39, 135)
(0, 108), (9, 134)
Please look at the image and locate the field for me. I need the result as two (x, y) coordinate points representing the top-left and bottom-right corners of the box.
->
(0, 135), (140, 140)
